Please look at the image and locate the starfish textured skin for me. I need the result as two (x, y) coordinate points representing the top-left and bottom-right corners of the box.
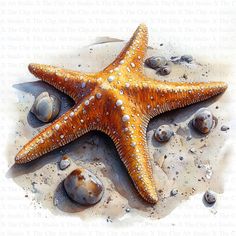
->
(15, 24), (227, 204)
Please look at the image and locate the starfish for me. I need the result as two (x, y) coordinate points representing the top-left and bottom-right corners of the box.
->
(15, 24), (227, 204)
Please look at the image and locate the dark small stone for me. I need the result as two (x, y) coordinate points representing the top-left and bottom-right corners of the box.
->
(170, 56), (181, 64)
(189, 147), (196, 153)
(171, 56), (178, 60)
(125, 208), (130, 213)
(145, 56), (167, 69)
(180, 55), (193, 63)
(204, 191), (216, 205)
(221, 125), (229, 131)
(183, 74), (188, 80)
(186, 135), (192, 141)
(157, 65), (171, 76)
(170, 189), (178, 196)
(179, 156), (184, 161)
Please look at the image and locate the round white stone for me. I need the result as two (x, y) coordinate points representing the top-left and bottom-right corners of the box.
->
(84, 100), (89, 106)
(122, 115), (130, 122)
(116, 100), (123, 106)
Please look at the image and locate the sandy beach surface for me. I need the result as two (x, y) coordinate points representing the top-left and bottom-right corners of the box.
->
(5, 39), (233, 222)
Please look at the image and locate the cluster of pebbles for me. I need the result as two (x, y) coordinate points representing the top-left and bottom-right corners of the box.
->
(145, 54), (193, 76)
(31, 93), (105, 206)
(153, 106), (229, 206)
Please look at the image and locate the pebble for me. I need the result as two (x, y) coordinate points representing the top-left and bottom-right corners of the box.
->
(170, 189), (178, 196)
(145, 56), (167, 69)
(180, 55), (193, 63)
(59, 155), (71, 170)
(171, 55), (193, 64)
(189, 147), (196, 153)
(170, 56), (181, 64)
(157, 65), (171, 76)
(106, 216), (112, 223)
(186, 135), (192, 141)
(125, 208), (131, 213)
(31, 92), (61, 123)
(204, 191), (216, 205)
(154, 125), (174, 142)
(192, 108), (213, 134)
(64, 167), (104, 205)
(221, 125), (229, 131)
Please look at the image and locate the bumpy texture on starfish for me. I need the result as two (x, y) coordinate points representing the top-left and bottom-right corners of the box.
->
(15, 24), (227, 203)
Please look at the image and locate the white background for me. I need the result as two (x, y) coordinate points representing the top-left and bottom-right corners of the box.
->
(0, 0), (236, 235)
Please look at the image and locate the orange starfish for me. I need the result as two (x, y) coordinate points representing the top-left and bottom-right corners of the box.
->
(15, 24), (227, 203)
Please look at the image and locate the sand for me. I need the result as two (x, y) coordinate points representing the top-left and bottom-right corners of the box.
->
(6, 39), (231, 221)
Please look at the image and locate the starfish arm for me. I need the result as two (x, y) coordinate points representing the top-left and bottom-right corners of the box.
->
(28, 63), (97, 101)
(15, 104), (95, 164)
(108, 108), (158, 203)
(104, 24), (148, 73)
(125, 80), (227, 117)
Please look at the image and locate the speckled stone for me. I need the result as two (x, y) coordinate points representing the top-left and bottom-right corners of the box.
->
(64, 167), (104, 205)
(59, 155), (71, 170)
(192, 108), (213, 134)
(170, 189), (178, 196)
(145, 56), (167, 69)
(204, 190), (216, 205)
(31, 92), (61, 123)
(180, 55), (193, 63)
(157, 65), (171, 76)
(221, 125), (229, 131)
(154, 125), (174, 142)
